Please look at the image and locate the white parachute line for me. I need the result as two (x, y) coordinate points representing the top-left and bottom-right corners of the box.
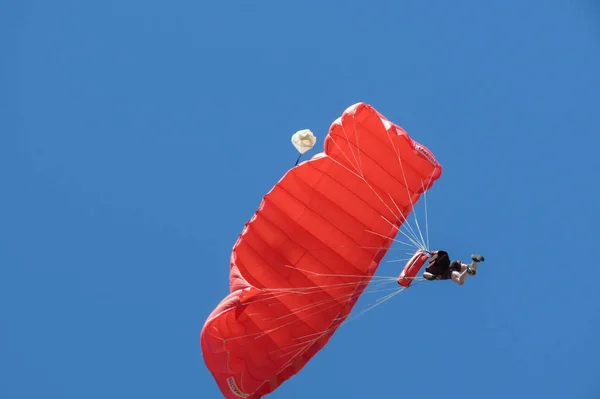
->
(266, 278), (397, 312)
(420, 167), (438, 251)
(248, 119), (439, 395)
(328, 245), (427, 252)
(314, 245), (421, 251)
(240, 278), (399, 311)
(221, 282), (375, 342)
(213, 273), (410, 350)
(255, 270), (404, 398)
(255, 153), (433, 337)
(269, 274), (397, 290)
(256, 290), (363, 341)
(331, 122), (414, 239)
(249, 135), (388, 391)
(360, 177), (406, 232)
(280, 264), (399, 281)
(307, 115), (433, 258)
(220, 273), (414, 398)
(319, 138), (414, 243)
(349, 112), (365, 177)
(374, 286), (405, 305)
(260, 278), (396, 295)
(296, 286), (406, 343)
(262, 280), (401, 327)
(271, 341), (322, 359)
(314, 143), (425, 270)
(366, 225), (422, 252)
(383, 130), (428, 250)
(320, 140), (366, 181)
(314, 278), (422, 335)
(320, 140), (408, 244)
(346, 117), (424, 249)
(239, 276), (401, 323)
(379, 210), (425, 252)
(249, 275), (406, 345)
(260, 314), (341, 390)
(421, 178), (431, 251)
(241, 281), (372, 309)
(253, 299), (346, 339)
(261, 286), (374, 325)
(253, 274), (395, 397)
(328, 135), (361, 175)
(398, 169), (426, 249)
(396, 148), (427, 250)
(345, 134), (419, 254)
(253, 334), (318, 397)
(243, 274), (426, 397)
(275, 286), (404, 350)
(386, 191), (423, 248)
(385, 258), (411, 263)
(223, 291), (358, 343)
(398, 275), (425, 282)
(339, 117), (363, 178)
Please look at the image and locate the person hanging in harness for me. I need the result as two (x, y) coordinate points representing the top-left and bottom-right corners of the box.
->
(423, 250), (485, 285)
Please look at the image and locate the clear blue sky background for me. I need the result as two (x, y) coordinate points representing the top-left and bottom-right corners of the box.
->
(2, 1), (599, 398)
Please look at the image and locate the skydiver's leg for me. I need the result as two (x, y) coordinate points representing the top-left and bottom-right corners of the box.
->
(449, 260), (461, 272)
(450, 262), (469, 285)
(451, 269), (466, 285)
(450, 255), (484, 285)
(466, 261), (477, 275)
(468, 254), (484, 275)
(423, 272), (436, 280)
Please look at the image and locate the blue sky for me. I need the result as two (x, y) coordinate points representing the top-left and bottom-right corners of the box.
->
(2, 1), (599, 398)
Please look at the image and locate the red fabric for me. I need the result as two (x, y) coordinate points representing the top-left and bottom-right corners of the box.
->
(201, 103), (442, 398)
(398, 250), (429, 287)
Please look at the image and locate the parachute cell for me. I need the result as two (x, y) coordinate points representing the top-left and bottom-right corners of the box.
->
(201, 103), (442, 399)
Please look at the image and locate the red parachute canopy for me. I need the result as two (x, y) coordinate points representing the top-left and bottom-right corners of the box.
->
(201, 103), (442, 399)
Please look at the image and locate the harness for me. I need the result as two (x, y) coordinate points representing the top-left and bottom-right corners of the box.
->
(425, 251), (453, 280)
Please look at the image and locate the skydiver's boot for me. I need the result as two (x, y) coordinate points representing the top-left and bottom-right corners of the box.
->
(471, 254), (484, 262)
(467, 254), (484, 275)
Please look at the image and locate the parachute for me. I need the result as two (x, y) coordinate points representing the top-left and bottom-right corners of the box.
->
(201, 103), (442, 399)
(290, 129), (317, 154)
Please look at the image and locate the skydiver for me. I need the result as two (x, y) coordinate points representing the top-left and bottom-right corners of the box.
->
(423, 251), (484, 285)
